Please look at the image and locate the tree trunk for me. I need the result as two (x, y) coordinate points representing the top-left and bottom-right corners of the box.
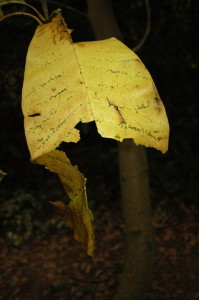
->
(87, 1), (154, 299)
(116, 140), (153, 300)
(87, 0), (123, 41)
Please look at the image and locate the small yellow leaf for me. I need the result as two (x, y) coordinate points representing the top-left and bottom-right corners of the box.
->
(22, 15), (169, 255)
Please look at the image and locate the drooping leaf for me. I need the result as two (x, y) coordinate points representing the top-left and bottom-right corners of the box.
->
(22, 15), (169, 255)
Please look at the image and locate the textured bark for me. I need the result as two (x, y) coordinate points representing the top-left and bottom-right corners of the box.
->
(116, 140), (154, 300)
(87, 1), (154, 299)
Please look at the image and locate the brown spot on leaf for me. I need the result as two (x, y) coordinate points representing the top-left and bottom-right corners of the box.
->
(28, 113), (41, 118)
(77, 43), (85, 47)
(157, 136), (167, 141)
(115, 134), (120, 140)
(106, 97), (126, 124)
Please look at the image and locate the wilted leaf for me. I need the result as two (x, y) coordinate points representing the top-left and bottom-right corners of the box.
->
(22, 15), (169, 255)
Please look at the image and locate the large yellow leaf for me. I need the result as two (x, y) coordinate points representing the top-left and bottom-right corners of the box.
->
(22, 15), (169, 255)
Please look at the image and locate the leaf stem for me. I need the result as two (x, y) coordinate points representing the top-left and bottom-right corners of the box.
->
(31, 0), (87, 17)
(49, 8), (61, 18)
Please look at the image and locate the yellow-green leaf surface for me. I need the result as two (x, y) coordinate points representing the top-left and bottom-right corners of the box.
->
(22, 15), (169, 255)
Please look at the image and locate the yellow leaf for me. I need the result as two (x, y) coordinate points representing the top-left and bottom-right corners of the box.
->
(74, 39), (169, 153)
(22, 15), (169, 255)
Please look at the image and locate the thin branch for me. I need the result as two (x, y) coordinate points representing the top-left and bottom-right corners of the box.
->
(41, 0), (49, 19)
(0, 11), (43, 24)
(133, 0), (151, 52)
(0, 1), (46, 22)
(50, 0), (87, 16)
(31, 0), (87, 17)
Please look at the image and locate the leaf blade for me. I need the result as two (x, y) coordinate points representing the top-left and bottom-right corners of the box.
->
(74, 38), (169, 153)
(22, 16), (95, 255)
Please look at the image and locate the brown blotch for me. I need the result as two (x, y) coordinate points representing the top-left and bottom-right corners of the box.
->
(157, 136), (167, 141)
(77, 43), (85, 47)
(28, 113), (41, 118)
(106, 97), (126, 124)
(115, 134), (120, 140)
(154, 98), (162, 114)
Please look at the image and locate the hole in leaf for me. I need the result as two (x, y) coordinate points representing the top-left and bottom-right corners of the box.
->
(28, 113), (41, 117)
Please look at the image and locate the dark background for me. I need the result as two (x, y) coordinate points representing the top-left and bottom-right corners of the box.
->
(0, 0), (199, 299)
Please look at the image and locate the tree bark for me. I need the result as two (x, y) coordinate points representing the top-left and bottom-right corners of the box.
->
(116, 141), (153, 300)
(87, 1), (154, 299)
(87, 0), (123, 41)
